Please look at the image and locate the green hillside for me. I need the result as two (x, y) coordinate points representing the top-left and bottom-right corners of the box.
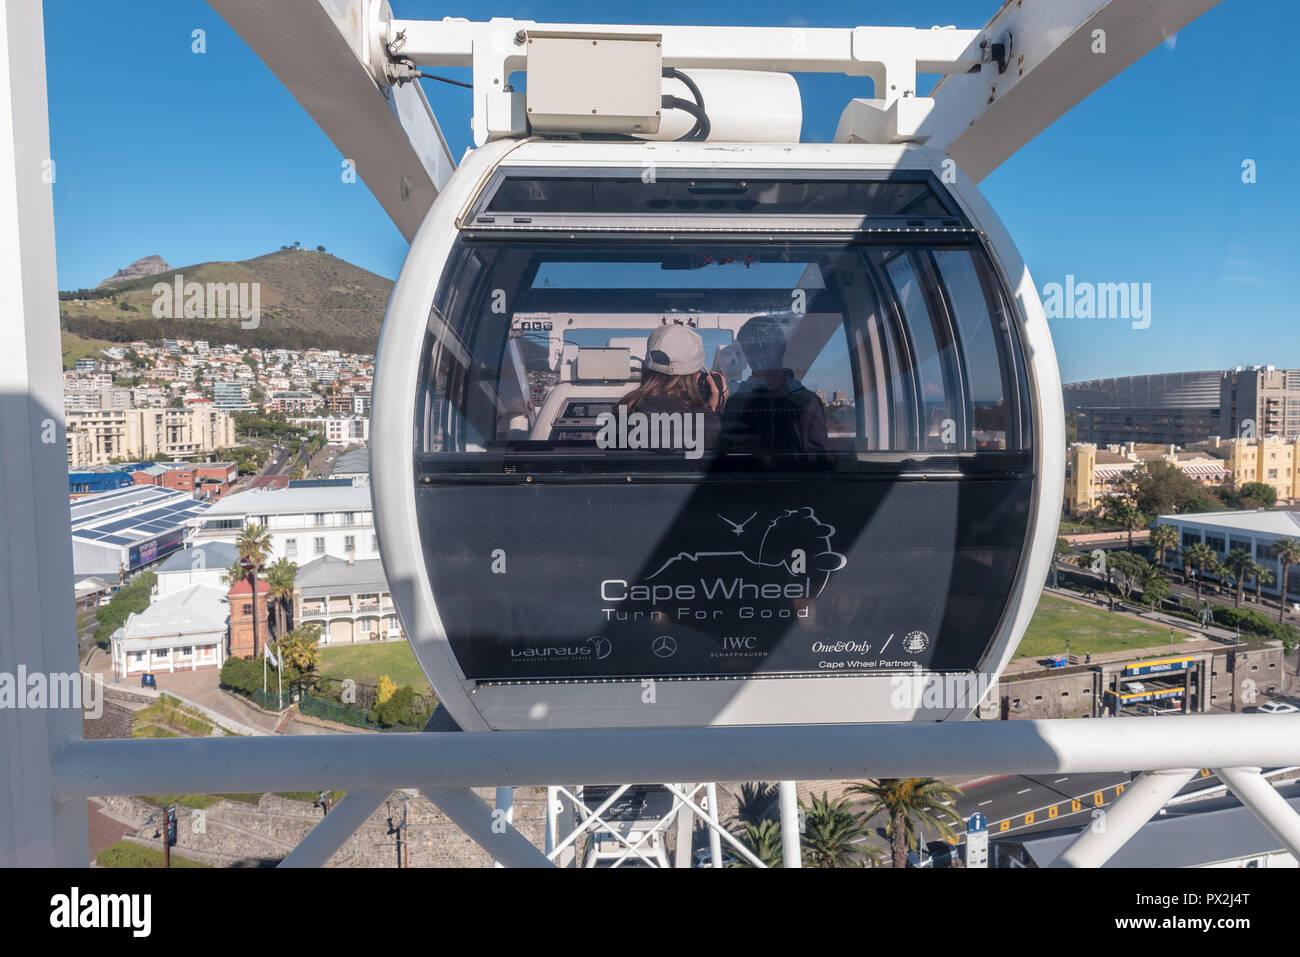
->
(59, 249), (392, 355)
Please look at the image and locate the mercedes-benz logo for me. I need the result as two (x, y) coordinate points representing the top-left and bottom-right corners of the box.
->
(651, 635), (677, 658)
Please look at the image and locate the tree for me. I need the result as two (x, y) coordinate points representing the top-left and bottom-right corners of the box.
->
(316, 245), (326, 253)
(1182, 543), (1219, 600)
(848, 778), (963, 869)
(799, 792), (877, 868)
(1250, 562), (1275, 605)
(735, 819), (783, 868)
(375, 674), (397, 706)
(234, 524), (272, 657)
(1223, 548), (1253, 609)
(1106, 550), (1152, 602)
(264, 557), (298, 639)
(1236, 481), (1277, 509)
(1149, 524), (1179, 570)
(276, 624), (319, 676)
(1100, 485), (1147, 553)
(1277, 538), (1300, 623)
(1132, 460), (1202, 517)
(1140, 576), (1170, 610)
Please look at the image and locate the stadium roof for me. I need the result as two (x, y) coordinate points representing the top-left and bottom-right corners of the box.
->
(70, 486), (209, 548)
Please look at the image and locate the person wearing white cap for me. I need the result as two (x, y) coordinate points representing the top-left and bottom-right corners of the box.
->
(621, 323), (727, 449)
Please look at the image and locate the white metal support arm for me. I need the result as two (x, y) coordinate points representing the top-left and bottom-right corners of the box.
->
(205, 0), (456, 241)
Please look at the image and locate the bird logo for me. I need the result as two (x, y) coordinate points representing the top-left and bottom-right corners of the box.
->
(717, 512), (757, 537)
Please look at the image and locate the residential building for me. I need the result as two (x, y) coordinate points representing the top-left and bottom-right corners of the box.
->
(64, 406), (237, 466)
(1219, 366), (1300, 441)
(269, 390), (323, 415)
(213, 381), (250, 412)
(289, 415), (369, 446)
(111, 583), (228, 678)
(293, 554), (403, 645)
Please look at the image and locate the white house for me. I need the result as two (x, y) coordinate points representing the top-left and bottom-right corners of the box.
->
(152, 541), (240, 598)
(111, 583), (228, 678)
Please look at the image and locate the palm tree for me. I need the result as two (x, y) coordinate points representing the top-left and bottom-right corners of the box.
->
(234, 524), (272, 657)
(734, 819), (783, 868)
(1277, 538), (1300, 623)
(798, 792), (878, 868)
(1224, 548), (1253, 609)
(1149, 524), (1179, 570)
(1251, 562), (1275, 606)
(264, 557), (298, 639)
(1182, 543), (1218, 601)
(734, 782), (778, 828)
(848, 778), (963, 869)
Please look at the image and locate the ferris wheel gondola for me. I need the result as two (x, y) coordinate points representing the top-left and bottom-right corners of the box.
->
(370, 137), (1064, 731)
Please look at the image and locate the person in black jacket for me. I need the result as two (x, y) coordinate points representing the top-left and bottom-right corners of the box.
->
(723, 314), (829, 454)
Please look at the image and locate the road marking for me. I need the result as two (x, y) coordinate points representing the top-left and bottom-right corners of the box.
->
(1016, 788), (1032, 795)
(1054, 777), (1069, 783)
(978, 799), (992, 807)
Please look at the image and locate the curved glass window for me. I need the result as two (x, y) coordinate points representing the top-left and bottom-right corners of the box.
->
(415, 236), (1030, 476)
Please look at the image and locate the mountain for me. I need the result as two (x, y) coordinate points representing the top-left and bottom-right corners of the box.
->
(60, 249), (393, 355)
(97, 254), (171, 288)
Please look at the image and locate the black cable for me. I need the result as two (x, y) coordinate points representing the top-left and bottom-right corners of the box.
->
(414, 71), (473, 89)
(661, 67), (710, 141)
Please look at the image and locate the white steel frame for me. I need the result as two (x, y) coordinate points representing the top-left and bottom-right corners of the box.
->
(7, 0), (1297, 871)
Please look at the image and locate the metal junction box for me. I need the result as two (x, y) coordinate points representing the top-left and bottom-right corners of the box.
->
(525, 32), (663, 135)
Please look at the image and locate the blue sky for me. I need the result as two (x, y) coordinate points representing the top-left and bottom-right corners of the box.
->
(44, 0), (1297, 382)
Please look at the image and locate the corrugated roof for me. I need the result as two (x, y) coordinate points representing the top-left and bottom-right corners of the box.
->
(155, 542), (240, 574)
(118, 583), (228, 641)
(331, 447), (370, 475)
(295, 555), (388, 595)
(202, 483), (372, 517)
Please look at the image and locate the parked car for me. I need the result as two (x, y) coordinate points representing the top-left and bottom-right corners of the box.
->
(1257, 701), (1299, 715)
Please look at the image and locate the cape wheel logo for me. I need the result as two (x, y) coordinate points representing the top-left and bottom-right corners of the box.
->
(651, 635), (677, 658)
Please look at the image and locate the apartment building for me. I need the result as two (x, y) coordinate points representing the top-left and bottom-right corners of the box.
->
(64, 405), (237, 467)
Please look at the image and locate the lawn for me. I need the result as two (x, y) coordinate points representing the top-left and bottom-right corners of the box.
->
(316, 641), (432, 694)
(96, 840), (209, 868)
(60, 330), (120, 370)
(1014, 594), (1191, 660)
